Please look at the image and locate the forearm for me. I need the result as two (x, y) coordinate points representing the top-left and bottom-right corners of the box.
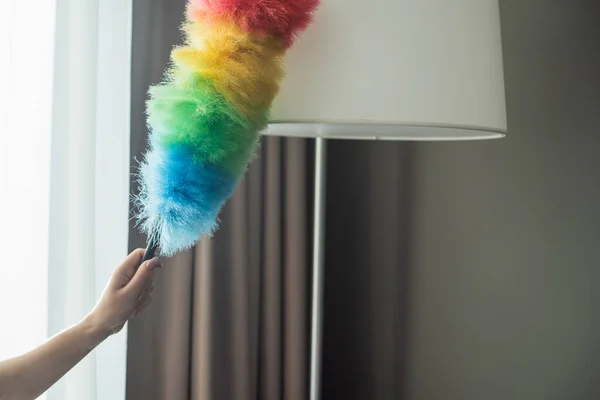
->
(0, 316), (108, 400)
(0, 250), (157, 400)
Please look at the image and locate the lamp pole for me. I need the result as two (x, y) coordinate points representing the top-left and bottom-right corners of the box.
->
(309, 137), (327, 400)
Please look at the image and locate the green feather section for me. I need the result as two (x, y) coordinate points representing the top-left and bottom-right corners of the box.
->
(146, 74), (268, 177)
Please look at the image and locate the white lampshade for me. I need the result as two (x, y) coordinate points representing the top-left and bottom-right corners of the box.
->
(265, 0), (507, 141)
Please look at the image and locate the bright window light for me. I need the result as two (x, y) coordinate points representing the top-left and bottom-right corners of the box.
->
(0, 0), (57, 382)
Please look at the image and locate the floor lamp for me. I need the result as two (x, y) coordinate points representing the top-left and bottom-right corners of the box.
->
(264, 1), (507, 399)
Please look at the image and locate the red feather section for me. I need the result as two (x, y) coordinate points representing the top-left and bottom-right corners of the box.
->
(189, 0), (320, 47)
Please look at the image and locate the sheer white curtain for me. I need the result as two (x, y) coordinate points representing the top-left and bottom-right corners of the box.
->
(0, 0), (132, 399)
(0, 1), (56, 384)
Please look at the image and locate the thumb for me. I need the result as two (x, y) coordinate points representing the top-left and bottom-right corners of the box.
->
(110, 248), (145, 289)
(124, 258), (158, 295)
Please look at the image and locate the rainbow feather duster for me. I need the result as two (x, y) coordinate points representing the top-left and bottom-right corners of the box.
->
(136, 0), (319, 256)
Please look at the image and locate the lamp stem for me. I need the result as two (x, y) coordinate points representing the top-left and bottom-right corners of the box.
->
(310, 137), (327, 400)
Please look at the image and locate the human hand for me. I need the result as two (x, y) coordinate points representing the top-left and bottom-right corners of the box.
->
(86, 249), (162, 337)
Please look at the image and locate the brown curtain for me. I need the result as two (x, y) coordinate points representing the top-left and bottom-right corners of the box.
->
(126, 1), (314, 398)
(127, 136), (312, 400)
(320, 141), (413, 400)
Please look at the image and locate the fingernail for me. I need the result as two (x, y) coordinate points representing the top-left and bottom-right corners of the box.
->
(150, 257), (162, 269)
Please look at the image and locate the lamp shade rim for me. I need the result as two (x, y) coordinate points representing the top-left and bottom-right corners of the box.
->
(264, 121), (507, 141)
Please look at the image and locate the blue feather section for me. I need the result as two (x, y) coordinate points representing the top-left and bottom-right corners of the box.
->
(136, 142), (237, 256)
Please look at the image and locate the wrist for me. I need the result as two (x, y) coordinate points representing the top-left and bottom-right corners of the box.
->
(80, 314), (111, 348)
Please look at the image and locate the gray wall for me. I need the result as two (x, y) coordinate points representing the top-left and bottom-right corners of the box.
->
(322, 1), (599, 399)
(406, 1), (600, 399)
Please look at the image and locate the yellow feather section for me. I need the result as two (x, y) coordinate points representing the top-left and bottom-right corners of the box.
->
(171, 19), (285, 122)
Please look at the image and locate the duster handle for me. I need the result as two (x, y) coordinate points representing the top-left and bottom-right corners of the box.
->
(142, 239), (158, 263)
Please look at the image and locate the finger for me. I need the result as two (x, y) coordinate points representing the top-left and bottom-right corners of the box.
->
(136, 282), (155, 307)
(110, 249), (145, 289)
(125, 257), (160, 295)
(137, 281), (155, 302)
(110, 322), (126, 335)
(135, 294), (154, 316)
(138, 277), (154, 298)
(146, 275), (156, 291)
